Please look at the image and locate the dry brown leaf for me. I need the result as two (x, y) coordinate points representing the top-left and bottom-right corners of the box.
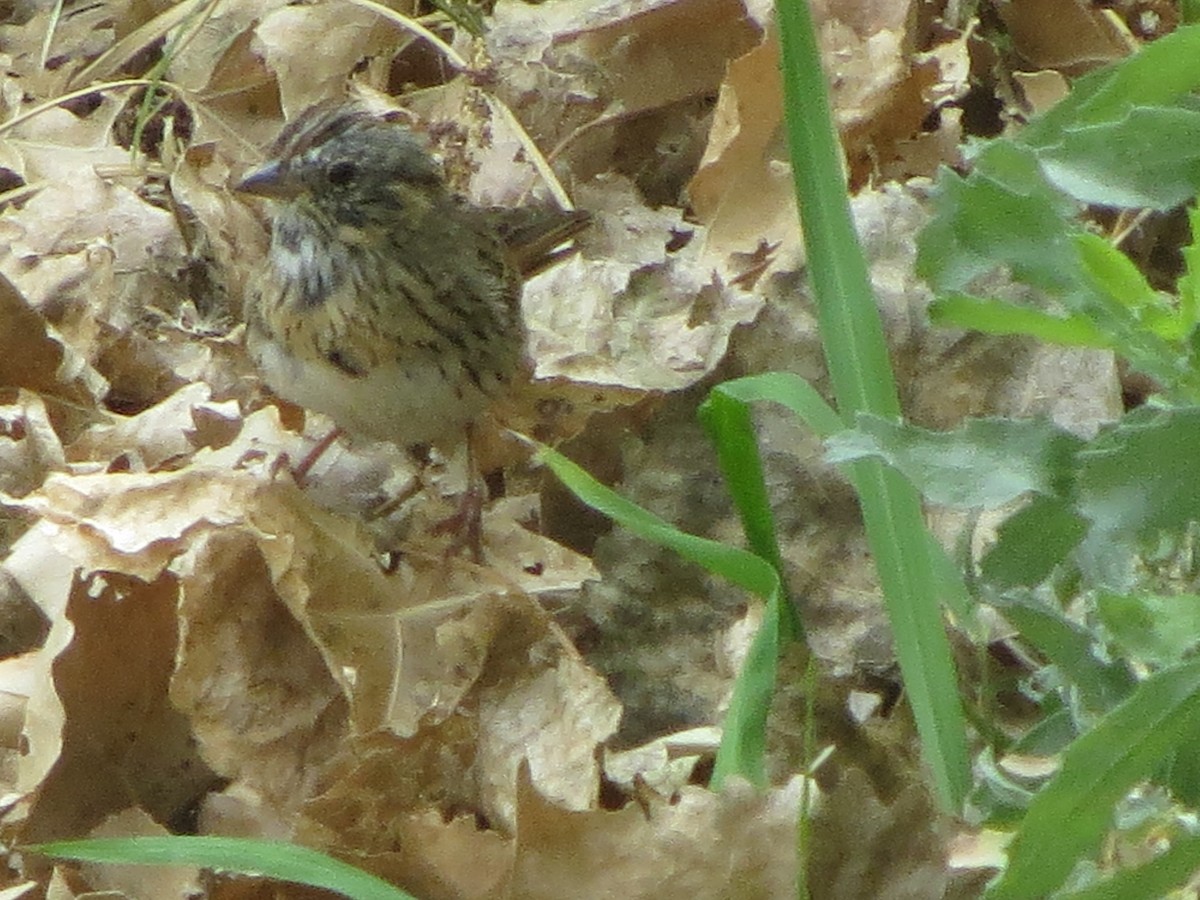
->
(67, 382), (212, 470)
(691, 0), (959, 276)
(0, 525), (214, 839)
(1, 458), (612, 852)
(474, 607), (621, 828)
(0, 5), (112, 101)
(995, 0), (1132, 71)
(1013, 69), (1072, 115)
(291, 595), (619, 891)
(525, 174), (761, 392)
(0, 390), (66, 498)
(381, 810), (514, 900)
(807, 767), (947, 900)
(491, 0), (759, 121)
(603, 725), (721, 795)
(510, 766), (806, 899)
(0, 275), (107, 424)
(0, 650), (43, 788)
(688, 25), (799, 279)
(253, 3), (389, 119)
(300, 799), (514, 900)
(0, 100), (195, 420)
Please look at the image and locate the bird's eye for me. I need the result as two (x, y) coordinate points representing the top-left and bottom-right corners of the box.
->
(326, 161), (358, 186)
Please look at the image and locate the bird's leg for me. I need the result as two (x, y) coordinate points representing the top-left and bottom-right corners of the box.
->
(429, 426), (486, 563)
(367, 468), (424, 521)
(292, 426), (343, 485)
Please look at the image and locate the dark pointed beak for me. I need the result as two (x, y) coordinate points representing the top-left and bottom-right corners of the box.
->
(234, 160), (297, 199)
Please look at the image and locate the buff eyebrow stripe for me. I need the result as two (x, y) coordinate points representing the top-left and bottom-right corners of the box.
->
(270, 105), (371, 160)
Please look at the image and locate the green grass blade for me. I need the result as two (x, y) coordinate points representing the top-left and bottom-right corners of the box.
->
(537, 445), (778, 598)
(711, 598), (784, 788)
(537, 444), (784, 787)
(986, 658), (1200, 899)
(774, 10), (898, 420)
(852, 461), (971, 806)
(712, 372), (843, 438)
(698, 387), (784, 572)
(775, 0), (969, 808)
(32, 836), (416, 900)
(1059, 832), (1200, 900)
(698, 388), (799, 642)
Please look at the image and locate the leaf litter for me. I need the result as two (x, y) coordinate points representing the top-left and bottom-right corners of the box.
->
(0, 0), (1138, 897)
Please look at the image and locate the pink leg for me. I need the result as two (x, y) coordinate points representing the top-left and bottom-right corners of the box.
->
(428, 426), (486, 562)
(292, 427), (343, 485)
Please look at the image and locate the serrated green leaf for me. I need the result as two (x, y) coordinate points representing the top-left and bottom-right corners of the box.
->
(1076, 407), (1200, 588)
(1177, 206), (1200, 334)
(1039, 106), (1200, 210)
(824, 414), (1082, 508)
(917, 157), (1083, 296)
(1073, 232), (1166, 316)
(981, 495), (1087, 588)
(1097, 591), (1200, 667)
(1021, 25), (1200, 144)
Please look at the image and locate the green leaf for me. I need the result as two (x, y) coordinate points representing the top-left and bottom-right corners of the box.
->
(1076, 407), (1200, 588)
(917, 152), (1083, 297)
(987, 658), (1200, 899)
(928, 294), (1110, 348)
(1176, 206), (1200, 335)
(980, 496), (1087, 588)
(1038, 105), (1200, 211)
(988, 591), (1135, 714)
(1014, 707), (1079, 758)
(1073, 232), (1162, 313)
(426, 0), (485, 35)
(1059, 833), (1200, 900)
(536, 444), (782, 788)
(1020, 25), (1200, 144)
(31, 836), (416, 900)
(918, 26), (1200, 405)
(1074, 231), (1185, 345)
(1097, 591), (1200, 667)
(1164, 720), (1200, 807)
(1072, 233), (1200, 401)
(824, 415), (1082, 508)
